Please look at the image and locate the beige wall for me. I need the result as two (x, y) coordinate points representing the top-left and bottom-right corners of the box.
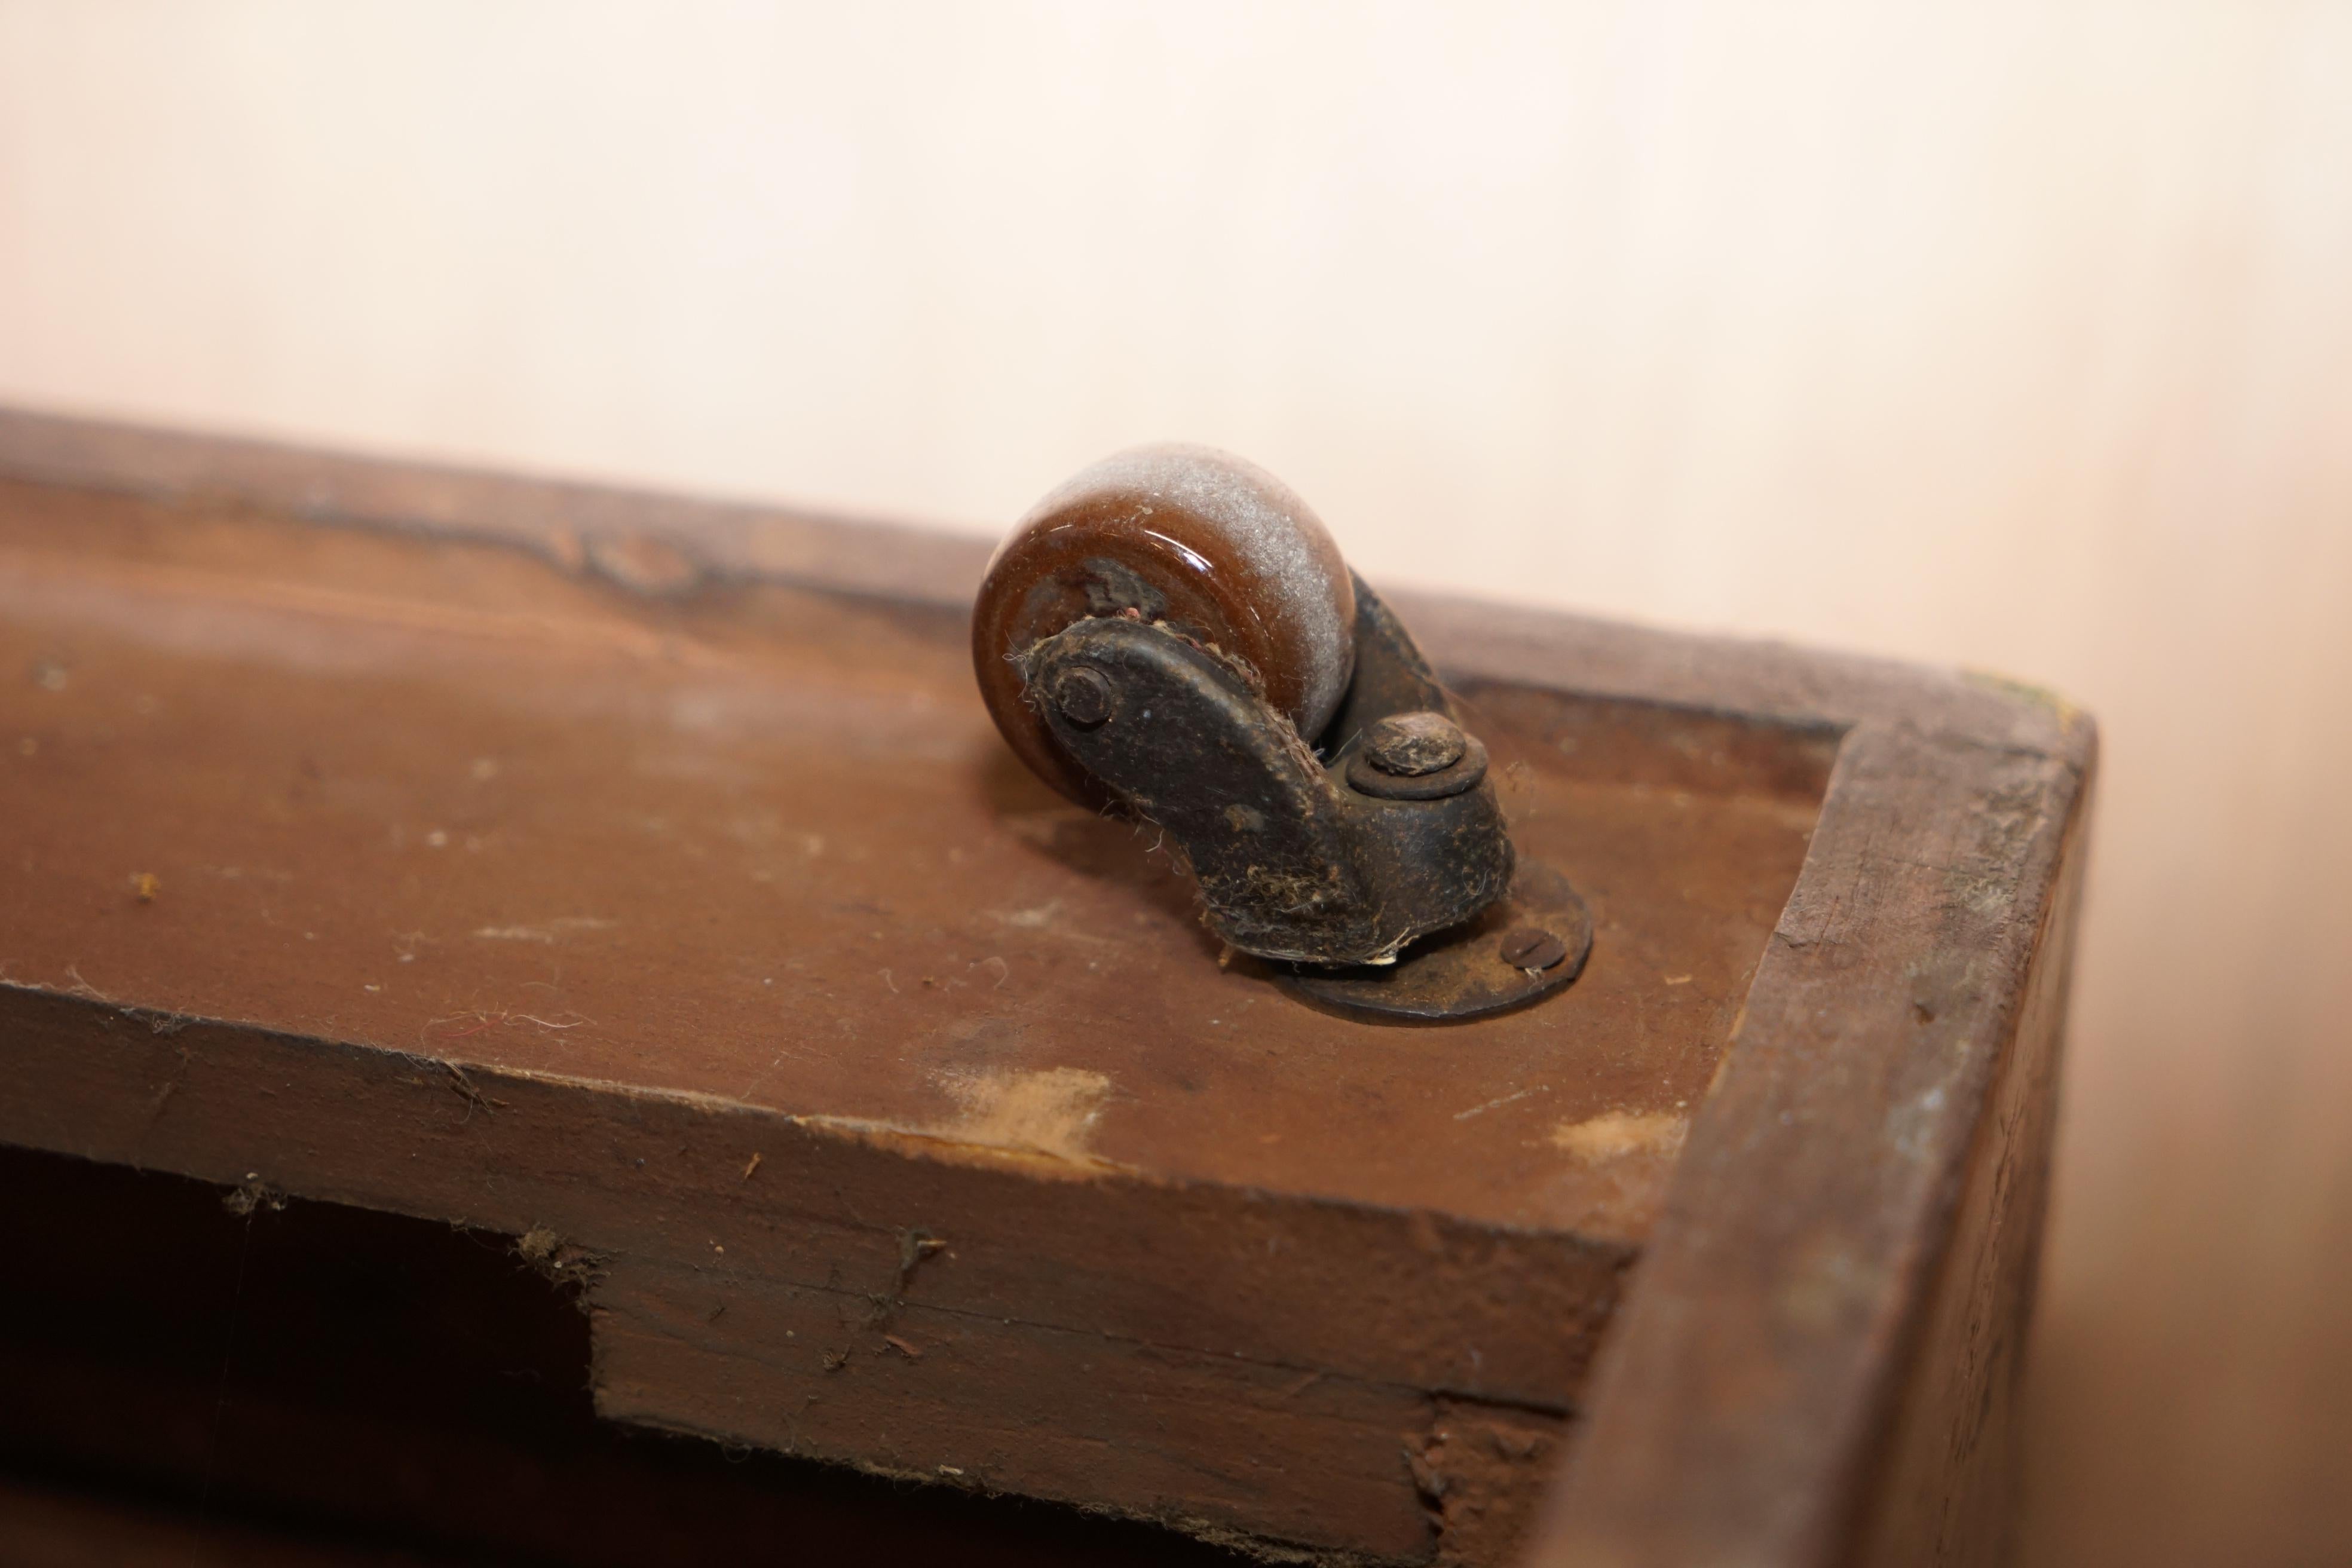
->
(4, 3), (2348, 1559)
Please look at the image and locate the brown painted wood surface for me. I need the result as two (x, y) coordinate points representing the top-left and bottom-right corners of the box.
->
(0, 409), (2094, 1564)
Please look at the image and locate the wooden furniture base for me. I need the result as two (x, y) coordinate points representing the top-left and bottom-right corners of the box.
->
(0, 410), (2092, 1566)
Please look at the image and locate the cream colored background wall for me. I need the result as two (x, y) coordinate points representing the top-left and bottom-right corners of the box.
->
(3, 3), (2348, 1560)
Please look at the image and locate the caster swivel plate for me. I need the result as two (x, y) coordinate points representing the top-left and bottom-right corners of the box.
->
(1279, 859), (1592, 1024)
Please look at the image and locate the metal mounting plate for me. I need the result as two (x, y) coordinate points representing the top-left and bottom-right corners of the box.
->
(1278, 859), (1593, 1023)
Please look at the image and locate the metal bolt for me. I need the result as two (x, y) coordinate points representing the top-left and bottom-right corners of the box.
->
(1051, 666), (1116, 727)
(1498, 926), (1569, 972)
(1362, 711), (1466, 776)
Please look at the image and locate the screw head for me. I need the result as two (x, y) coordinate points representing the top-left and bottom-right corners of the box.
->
(1050, 666), (1116, 727)
(1361, 711), (1466, 776)
(1497, 926), (1568, 972)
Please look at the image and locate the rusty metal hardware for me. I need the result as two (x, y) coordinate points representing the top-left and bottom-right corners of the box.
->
(976, 446), (1591, 1021)
(1024, 575), (1512, 967)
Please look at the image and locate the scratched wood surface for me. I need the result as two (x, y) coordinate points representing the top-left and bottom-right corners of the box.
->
(0, 476), (1824, 1245)
(0, 412), (2093, 1566)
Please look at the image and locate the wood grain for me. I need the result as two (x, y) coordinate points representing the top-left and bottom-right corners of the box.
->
(0, 415), (2093, 1563)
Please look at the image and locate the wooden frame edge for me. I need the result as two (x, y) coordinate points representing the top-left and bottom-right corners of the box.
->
(0, 405), (2099, 1564)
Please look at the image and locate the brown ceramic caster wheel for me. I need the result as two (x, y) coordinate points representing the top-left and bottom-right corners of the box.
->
(972, 445), (1359, 806)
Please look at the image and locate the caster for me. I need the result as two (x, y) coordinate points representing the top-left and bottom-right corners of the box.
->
(972, 445), (1589, 1021)
(972, 445), (1359, 812)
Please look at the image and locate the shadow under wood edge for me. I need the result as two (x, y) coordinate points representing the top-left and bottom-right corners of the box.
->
(0, 1143), (1260, 1568)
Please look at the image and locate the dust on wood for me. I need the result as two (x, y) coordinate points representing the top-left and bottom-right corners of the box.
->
(443, 1062), (507, 1119)
(221, 1172), (285, 1217)
(896, 1227), (947, 1292)
(514, 1224), (606, 1296)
